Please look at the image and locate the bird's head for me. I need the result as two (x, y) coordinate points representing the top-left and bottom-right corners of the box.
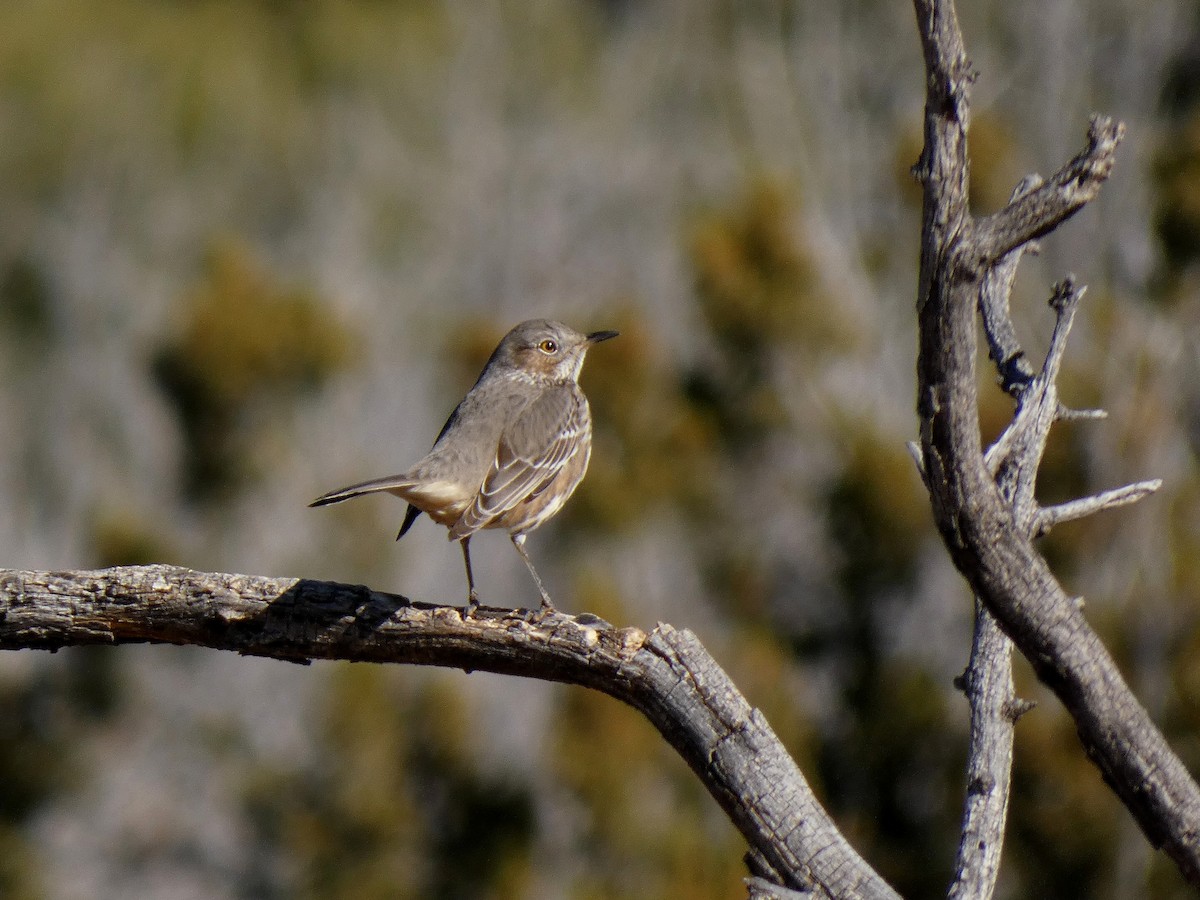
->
(486, 319), (618, 384)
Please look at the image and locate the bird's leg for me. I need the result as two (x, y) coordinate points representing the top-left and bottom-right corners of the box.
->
(460, 537), (480, 617)
(511, 533), (556, 617)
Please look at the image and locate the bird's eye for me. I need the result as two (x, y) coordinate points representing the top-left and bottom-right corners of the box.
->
(538, 339), (558, 354)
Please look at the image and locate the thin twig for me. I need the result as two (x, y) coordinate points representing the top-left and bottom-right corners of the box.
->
(979, 175), (1043, 395)
(948, 601), (1018, 900)
(1036, 480), (1163, 536)
(971, 116), (1126, 268)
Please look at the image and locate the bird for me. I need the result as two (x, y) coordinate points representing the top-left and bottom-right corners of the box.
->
(310, 318), (618, 617)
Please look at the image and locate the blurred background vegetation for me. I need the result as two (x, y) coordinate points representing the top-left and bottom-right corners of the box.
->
(1, 0), (1199, 897)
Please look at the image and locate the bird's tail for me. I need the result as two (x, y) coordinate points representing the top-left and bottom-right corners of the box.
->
(308, 474), (416, 507)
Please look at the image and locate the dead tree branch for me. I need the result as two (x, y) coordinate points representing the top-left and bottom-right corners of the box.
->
(913, 0), (1200, 886)
(0, 564), (898, 900)
(948, 601), (1022, 900)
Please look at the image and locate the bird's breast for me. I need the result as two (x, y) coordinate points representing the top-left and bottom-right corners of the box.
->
(492, 438), (592, 535)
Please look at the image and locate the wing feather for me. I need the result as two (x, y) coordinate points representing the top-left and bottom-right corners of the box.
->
(451, 385), (588, 538)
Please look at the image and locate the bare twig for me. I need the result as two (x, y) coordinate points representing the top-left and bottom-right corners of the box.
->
(957, 231), (1169, 899)
(979, 176), (1043, 395)
(970, 116), (1126, 268)
(1036, 480), (1163, 536)
(984, 279), (1083, 518)
(1056, 404), (1108, 422)
(948, 601), (1019, 900)
(948, 280), (1079, 900)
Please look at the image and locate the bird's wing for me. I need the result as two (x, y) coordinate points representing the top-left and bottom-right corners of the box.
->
(451, 385), (588, 538)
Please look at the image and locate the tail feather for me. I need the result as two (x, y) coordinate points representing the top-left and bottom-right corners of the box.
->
(309, 474), (414, 507)
(397, 503), (422, 540)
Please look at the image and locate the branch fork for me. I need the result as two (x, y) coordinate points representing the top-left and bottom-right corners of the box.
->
(915, 0), (1200, 890)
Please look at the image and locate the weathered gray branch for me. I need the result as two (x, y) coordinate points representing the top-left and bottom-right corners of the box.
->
(0, 565), (898, 900)
(978, 175), (1042, 396)
(1035, 480), (1163, 536)
(746, 875), (815, 899)
(947, 600), (1021, 900)
(913, 0), (1200, 886)
(946, 277), (1065, 900)
(950, 279), (1085, 899)
(970, 117), (1125, 270)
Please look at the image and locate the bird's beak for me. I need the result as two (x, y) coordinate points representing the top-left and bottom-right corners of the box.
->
(586, 329), (620, 344)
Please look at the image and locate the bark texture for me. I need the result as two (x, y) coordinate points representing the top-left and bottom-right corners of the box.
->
(913, 0), (1200, 885)
(0, 564), (898, 900)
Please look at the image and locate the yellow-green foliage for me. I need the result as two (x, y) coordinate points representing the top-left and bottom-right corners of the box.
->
(1164, 478), (1200, 610)
(1154, 114), (1200, 273)
(0, 257), (53, 346)
(691, 181), (822, 350)
(90, 509), (176, 568)
(828, 662), (961, 894)
(571, 309), (723, 530)
(0, 823), (41, 900)
(0, 0), (452, 170)
(0, 660), (121, 900)
(1009, 699), (1124, 898)
(542, 580), (812, 900)
(242, 666), (534, 900)
(154, 240), (353, 499)
(167, 241), (350, 409)
(688, 181), (850, 447)
(825, 425), (931, 596)
(963, 115), (1025, 214)
(243, 670), (426, 900)
(564, 183), (848, 534)
(1169, 597), (1200, 772)
(551, 678), (747, 900)
(0, 681), (76, 825)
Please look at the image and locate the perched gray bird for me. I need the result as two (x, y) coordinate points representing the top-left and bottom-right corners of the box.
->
(310, 319), (618, 616)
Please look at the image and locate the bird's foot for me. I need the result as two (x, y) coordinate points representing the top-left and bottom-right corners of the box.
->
(463, 591), (480, 618)
(527, 596), (557, 624)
